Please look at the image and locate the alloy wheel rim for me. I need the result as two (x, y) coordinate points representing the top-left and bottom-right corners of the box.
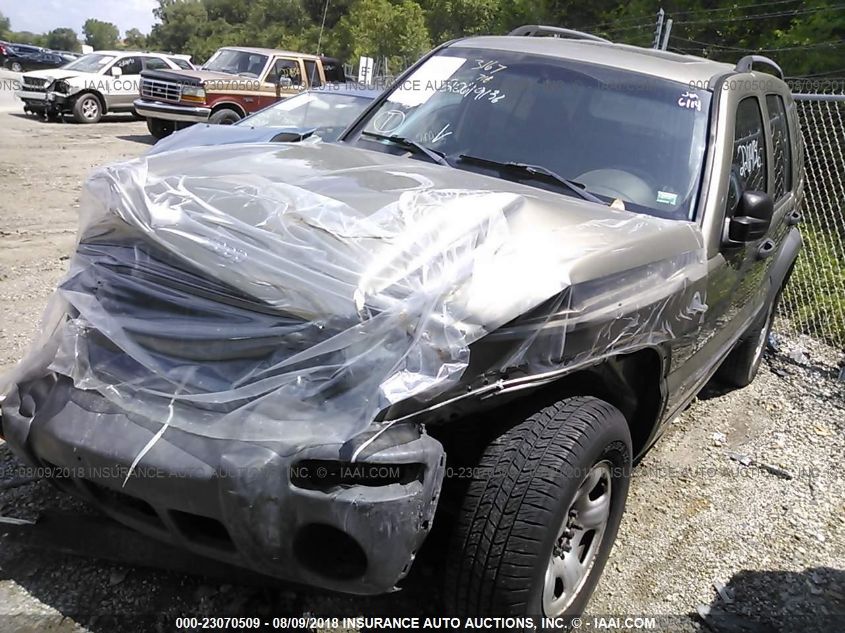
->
(543, 460), (613, 616)
(82, 99), (99, 119)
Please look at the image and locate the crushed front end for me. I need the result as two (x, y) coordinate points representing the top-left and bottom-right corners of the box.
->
(0, 142), (707, 593)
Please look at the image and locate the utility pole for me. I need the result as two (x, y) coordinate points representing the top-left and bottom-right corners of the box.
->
(652, 8), (665, 49)
(660, 18), (673, 50)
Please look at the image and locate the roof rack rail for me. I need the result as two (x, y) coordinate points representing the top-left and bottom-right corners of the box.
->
(735, 55), (784, 79)
(508, 25), (610, 43)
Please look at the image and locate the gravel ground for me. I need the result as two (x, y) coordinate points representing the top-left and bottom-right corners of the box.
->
(0, 112), (843, 633)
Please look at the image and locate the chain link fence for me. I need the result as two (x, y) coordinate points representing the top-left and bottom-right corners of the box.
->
(777, 87), (845, 350)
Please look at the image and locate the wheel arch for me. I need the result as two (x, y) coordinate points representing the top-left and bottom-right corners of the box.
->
(430, 347), (668, 467)
(72, 89), (107, 114)
(209, 100), (246, 118)
(520, 348), (667, 459)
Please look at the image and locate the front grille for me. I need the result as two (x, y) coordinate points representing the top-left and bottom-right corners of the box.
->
(140, 77), (182, 102)
(22, 77), (47, 89)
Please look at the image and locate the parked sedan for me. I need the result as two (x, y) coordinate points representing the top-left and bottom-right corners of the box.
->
(4, 49), (77, 72)
(147, 85), (379, 154)
(2, 43), (45, 72)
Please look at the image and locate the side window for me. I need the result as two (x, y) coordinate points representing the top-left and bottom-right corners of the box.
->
(170, 57), (193, 70)
(728, 97), (768, 215)
(265, 58), (302, 86)
(114, 56), (142, 75)
(143, 57), (170, 71)
(303, 59), (322, 87)
(766, 94), (793, 200)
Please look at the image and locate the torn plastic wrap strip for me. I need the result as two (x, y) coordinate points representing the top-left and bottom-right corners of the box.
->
(1, 143), (708, 449)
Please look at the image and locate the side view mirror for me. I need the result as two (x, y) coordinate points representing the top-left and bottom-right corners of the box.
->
(728, 190), (774, 243)
(110, 66), (122, 77)
(275, 75), (292, 98)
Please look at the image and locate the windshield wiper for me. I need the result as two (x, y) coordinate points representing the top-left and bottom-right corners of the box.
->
(360, 131), (450, 167)
(456, 154), (608, 205)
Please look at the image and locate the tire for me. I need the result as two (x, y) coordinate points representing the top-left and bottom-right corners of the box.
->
(445, 396), (632, 620)
(208, 108), (241, 125)
(146, 117), (174, 140)
(72, 93), (102, 124)
(11, 62), (22, 72)
(717, 293), (779, 388)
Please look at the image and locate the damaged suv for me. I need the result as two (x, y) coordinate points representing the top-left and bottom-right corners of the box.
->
(0, 27), (802, 619)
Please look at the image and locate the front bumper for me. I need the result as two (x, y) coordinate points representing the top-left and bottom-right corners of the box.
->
(14, 89), (48, 110)
(0, 376), (445, 595)
(134, 98), (211, 123)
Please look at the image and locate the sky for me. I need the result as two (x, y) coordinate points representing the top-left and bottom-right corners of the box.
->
(0, 0), (158, 37)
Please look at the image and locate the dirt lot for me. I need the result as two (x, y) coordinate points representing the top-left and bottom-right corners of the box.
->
(0, 110), (843, 633)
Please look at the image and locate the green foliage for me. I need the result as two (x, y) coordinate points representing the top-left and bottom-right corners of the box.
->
(7, 31), (48, 47)
(46, 28), (80, 52)
(4, 1), (843, 77)
(83, 18), (120, 50)
(124, 28), (148, 50)
(782, 228), (845, 345)
(0, 10), (10, 40)
(332, 0), (430, 69)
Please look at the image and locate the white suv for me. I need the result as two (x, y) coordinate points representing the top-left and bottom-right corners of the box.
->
(16, 50), (193, 123)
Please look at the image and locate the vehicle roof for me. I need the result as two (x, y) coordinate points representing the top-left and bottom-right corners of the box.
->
(91, 50), (179, 57)
(451, 36), (737, 85)
(220, 46), (322, 60)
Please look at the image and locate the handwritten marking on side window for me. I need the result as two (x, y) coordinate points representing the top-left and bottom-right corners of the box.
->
(737, 139), (762, 178)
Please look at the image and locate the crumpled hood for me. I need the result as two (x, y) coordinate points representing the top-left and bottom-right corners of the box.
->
(135, 141), (704, 303)
(2, 140), (706, 447)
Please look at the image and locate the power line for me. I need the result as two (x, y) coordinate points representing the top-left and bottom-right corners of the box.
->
(670, 35), (845, 53)
(670, 0), (803, 17)
(587, 0), (804, 31)
(674, 4), (845, 26)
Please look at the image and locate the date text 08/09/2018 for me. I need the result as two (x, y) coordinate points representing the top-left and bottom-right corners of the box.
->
(174, 616), (659, 630)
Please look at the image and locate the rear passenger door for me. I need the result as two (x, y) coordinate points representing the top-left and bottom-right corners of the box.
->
(763, 93), (797, 244)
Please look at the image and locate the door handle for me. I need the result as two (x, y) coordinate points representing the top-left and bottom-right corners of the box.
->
(757, 238), (777, 260)
(786, 210), (802, 226)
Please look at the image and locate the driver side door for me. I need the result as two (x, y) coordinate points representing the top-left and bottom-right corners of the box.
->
(667, 94), (773, 411)
(259, 57), (304, 110)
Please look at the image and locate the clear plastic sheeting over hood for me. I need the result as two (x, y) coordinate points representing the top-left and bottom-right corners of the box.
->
(1, 142), (708, 451)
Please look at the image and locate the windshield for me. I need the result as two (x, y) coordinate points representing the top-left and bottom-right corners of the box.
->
(356, 48), (711, 219)
(63, 53), (116, 73)
(203, 49), (268, 77)
(241, 91), (372, 140)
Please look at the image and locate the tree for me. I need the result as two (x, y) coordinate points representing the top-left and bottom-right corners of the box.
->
(83, 18), (120, 50)
(124, 28), (148, 49)
(0, 10), (10, 40)
(148, 0), (210, 58)
(333, 0), (430, 70)
(46, 28), (80, 52)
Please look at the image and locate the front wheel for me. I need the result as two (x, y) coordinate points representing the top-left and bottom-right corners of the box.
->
(72, 93), (102, 123)
(445, 396), (631, 619)
(208, 108), (241, 125)
(146, 117), (174, 140)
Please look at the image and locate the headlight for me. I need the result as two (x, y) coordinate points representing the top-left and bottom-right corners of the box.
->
(181, 85), (206, 102)
(53, 80), (70, 94)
